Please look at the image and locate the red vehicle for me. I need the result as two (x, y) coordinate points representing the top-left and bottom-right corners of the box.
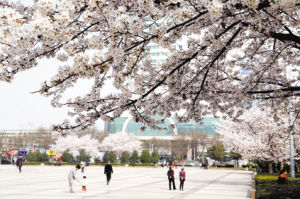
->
(53, 157), (62, 166)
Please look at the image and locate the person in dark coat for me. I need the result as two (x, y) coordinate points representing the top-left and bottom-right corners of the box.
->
(16, 159), (23, 173)
(167, 167), (176, 190)
(104, 162), (113, 185)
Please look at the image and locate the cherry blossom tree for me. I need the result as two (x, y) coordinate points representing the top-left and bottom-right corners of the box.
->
(51, 134), (100, 157)
(0, 0), (299, 130)
(216, 107), (300, 164)
(99, 132), (142, 155)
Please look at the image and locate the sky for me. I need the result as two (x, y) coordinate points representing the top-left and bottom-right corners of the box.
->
(0, 58), (107, 131)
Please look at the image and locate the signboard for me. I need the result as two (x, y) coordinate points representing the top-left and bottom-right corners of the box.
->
(48, 150), (59, 156)
(18, 151), (27, 157)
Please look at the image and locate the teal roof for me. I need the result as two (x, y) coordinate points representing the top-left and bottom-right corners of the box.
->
(105, 116), (221, 136)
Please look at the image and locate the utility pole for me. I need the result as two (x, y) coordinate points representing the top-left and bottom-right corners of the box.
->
(289, 102), (295, 178)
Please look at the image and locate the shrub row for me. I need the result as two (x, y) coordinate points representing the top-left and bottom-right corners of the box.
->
(242, 163), (257, 168)
(217, 164), (234, 168)
(23, 162), (155, 167)
(255, 174), (300, 199)
(255, 174), (300, 185)
(23, 162), (79, 165)
(256, 184), (300, 199)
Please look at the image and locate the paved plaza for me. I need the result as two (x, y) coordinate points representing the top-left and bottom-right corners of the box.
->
(0, 165), (252, 199)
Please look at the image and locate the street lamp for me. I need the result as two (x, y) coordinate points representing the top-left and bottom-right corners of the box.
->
(288, 101), (295, 178)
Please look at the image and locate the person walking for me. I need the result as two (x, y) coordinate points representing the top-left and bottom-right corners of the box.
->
(68, 164), (81, 193)
(104, 162), (113, 185)
(80, 161), (86, 173)
(179, 168), (186, 191)
(167, 167), (176, 190)
(16, 159), (23, 173)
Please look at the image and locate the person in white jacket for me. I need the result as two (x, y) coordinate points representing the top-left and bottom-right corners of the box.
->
(81, 176), (88, 192)
(68, 165), (81, 193)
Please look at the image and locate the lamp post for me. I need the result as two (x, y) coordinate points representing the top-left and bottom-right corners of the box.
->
(288, 101), (295, 178)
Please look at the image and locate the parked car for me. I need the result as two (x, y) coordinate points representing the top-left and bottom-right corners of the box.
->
(1, 159), (12, 164)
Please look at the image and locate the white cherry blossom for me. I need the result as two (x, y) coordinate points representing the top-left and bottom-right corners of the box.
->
(0, 0), (298, 131)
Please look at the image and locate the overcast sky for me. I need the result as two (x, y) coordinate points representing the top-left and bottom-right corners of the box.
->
(0, 58), (106, 131)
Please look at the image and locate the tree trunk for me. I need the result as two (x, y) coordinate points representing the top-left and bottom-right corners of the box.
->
(280, 162), (284, 171)
(268, 162), (273, 173)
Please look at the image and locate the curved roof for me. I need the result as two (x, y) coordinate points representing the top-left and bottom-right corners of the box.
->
(105, 116), (221, 136)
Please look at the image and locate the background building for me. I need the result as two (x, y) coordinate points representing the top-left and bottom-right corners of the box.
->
(105, 116), (221, 161)
(105, 116), (220, 137)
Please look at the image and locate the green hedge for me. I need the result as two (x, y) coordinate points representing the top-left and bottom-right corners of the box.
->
(89, 163), (125, 166)
(129, 163), (155, 167)
(255, 174), (300, 185)
(217, 164), (234, 168)
(23, 162), (42, 165)
(242, 163), (257, 168)
(23, 162), (155, 167)
(255, 174), (300, 199)
(24, 162), (80, 165)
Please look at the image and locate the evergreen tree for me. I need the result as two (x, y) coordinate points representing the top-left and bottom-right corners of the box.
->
(120, 151), (130, 164)
(151, 150), (160, 163)
(207, 144), (226, 162)
(140, 150), (152, 163)
(130, 150), (139, 164)
(76, 149), (91, 162)
(62, 150), (74, 162)
(107, 151), (117, 163)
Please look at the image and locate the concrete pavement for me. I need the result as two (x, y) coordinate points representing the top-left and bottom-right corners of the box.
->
(0, 165), (252, 199)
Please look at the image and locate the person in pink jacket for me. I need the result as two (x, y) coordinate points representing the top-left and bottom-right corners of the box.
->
(179, 168), (186, 191)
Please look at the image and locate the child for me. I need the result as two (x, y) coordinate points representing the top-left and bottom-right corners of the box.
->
(82, 176), (88, 192)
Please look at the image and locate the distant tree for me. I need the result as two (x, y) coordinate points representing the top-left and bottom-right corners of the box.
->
(40, 152), (50, 162)
(230, 151), (242, 161)
(35, 128), (56, 150)
(76, 149), (91, 162)
(61, 150), (74, 162)
(120, 151), (130, 164)
(52, 134), (100, 158)
(77, 128), (109, 143)
(151, 150), (160, 164)
(130, 150), (139, 164)
(230, 151), (242, 167)
(26, 151), (49, 162)
(171, 136), (189, 161)
(140, 150), (152, 164)
(179, 130), (211, 161)
(107, 151), (117, 163)
(26, 152), (36, 162)
(144, 138), (169, 150)
(207, 144), (226, 162)
(100, 132), (141, 155)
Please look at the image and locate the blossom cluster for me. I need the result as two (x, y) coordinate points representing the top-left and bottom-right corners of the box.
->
(99, 132), (142, 155)
(0, 0), (298, 131)
(51, 134), (100, 157)
(216, 106), (300, 162)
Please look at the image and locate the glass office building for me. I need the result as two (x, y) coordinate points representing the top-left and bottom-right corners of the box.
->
(105, 116), (220, 137)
